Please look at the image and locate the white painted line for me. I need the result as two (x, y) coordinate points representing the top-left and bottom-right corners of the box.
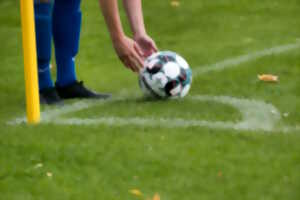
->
(8, 41), (300, 133)
(191, 95), (281, 132)
(194, 42), (300, 75)
(278, 126), (300, 133)
(9, 95), (282, 132)
(8, 98), (122, 125)
(52, 117), (237, 130)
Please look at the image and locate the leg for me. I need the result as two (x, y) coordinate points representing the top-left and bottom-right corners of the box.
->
(34, 0), (53, 90)
(52, 0), (111, 100)
(52, 0), (81, 87)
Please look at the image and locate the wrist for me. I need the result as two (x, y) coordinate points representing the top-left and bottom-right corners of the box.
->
(111, 31), (126, 44)
(133, 30), (147, 40)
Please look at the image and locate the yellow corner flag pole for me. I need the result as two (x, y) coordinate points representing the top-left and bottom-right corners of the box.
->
(20, 0), (40, 124)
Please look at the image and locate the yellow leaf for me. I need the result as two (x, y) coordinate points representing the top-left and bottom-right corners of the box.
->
(34, 163), (43, 169)
(170, 1), (180, 7)
(258, 74), (278, 82)
(129, 189), (143, 196)
(153, 193), (160, 200)
(218, 171), (223, 177)
(46, 172), (53, 178)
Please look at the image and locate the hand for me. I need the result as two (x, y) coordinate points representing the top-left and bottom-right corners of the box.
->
(134, 33), (158, 58)
(112, 35), (145, 73)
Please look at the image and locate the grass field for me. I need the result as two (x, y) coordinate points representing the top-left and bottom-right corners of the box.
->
(1, 0), (300, 199)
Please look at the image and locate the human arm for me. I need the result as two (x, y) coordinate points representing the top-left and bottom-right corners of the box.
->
(98, 0), (144, 72)
(122, 0), (157, 57)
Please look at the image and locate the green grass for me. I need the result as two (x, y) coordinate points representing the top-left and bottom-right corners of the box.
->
(1, 0), (300, 199)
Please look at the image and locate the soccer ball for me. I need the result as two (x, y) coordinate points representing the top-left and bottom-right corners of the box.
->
(139, 51), (192, 98)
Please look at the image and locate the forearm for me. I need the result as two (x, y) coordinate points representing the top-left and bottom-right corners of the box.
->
(122, 0), (146, 37)
(98, 0), (154, 72)
(98, 0), (125, 42)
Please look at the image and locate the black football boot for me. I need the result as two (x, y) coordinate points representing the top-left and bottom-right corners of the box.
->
(55, 81), (111, 100)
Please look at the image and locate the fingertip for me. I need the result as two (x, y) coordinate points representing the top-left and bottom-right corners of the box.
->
(152, 42), (158, 52)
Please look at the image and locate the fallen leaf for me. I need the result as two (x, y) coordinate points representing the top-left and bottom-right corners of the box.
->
(153, 193), (160, 200)
(46, 172), (53, 178)
(34, 163), (43, 169)
(129, 189), (143, 197)
(218, 171), (223, 177)
(258, 74), (278, 82)
(171, 1), (180, 7)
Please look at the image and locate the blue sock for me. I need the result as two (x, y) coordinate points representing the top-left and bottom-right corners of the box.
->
(34, 1), (54, 90)
(53, 0), (81, 87)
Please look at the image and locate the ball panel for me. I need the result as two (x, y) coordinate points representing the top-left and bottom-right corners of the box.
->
(180, 84), (191, 97)
(139, 77), (152, 97)
(170, 84), (182, 96)
(163, 62), (180, 79)
(165, 80), (180, 97)
(181, 69), (192, 87)
(157, 51), (177, 63)
(176, 54), (189, 69)
(140, 76), (161, 98)
(145, 52), (160, 63)
(152, 72), (168, 88)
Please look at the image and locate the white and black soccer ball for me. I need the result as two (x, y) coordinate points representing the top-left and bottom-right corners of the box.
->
(139, 51), (192, 98)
